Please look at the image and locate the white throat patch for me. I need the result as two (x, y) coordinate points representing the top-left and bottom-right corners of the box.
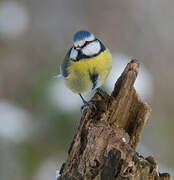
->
(82, 40), (101, 56)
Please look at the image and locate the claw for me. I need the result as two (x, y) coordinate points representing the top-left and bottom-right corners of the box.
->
(81, 101), (96, 114)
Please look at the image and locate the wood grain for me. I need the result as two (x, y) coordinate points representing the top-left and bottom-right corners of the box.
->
(59, 60), (170, 180)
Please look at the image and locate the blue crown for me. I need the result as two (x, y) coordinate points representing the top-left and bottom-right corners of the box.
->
(73, 30), (93, 42)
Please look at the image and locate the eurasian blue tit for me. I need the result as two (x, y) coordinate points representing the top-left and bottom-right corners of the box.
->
(54, 30), (112, 108)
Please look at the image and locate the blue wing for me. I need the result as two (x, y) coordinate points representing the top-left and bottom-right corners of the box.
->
(60, 48), (72, 78)
(53, 48), (72, 79)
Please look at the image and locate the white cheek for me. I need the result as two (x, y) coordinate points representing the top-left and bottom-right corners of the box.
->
(82, 41), (101, 56)
(70, 48), (78, 60)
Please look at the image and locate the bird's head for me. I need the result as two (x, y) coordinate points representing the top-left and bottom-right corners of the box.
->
(73, 30), (95, 49)
(70, 30), (104, 60)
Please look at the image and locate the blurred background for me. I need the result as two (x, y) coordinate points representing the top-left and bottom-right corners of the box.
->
(0, 0), (174, 179)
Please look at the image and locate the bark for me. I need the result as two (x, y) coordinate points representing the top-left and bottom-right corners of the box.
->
(59, 60), (171, 180)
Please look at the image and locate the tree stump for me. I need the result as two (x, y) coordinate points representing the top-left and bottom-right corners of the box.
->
(59, 60), (171, 180)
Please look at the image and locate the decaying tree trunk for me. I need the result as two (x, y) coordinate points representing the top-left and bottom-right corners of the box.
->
(59, 60), (171, 180)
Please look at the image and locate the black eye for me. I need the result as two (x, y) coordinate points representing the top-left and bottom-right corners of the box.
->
(84, 41), (90, 46)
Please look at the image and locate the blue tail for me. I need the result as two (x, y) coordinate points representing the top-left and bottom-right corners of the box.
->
(52, 74), (62, 79)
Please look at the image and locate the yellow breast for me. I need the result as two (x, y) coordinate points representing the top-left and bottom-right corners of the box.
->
(64, 49), (112, 93)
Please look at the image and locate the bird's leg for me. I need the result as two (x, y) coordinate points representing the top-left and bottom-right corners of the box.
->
(96, 88), (107, 99)
(79, 93), (88, 105)
(79, 94), (96, 113)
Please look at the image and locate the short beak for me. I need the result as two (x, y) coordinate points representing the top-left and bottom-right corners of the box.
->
(75, 46), (81, 50)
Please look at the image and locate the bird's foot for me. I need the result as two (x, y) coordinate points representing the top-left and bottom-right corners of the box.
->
(81, 101), (96, 114)
(96, 88), (107, 99)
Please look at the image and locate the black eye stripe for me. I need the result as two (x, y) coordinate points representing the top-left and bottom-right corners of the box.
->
(71, 39), (106, 61)
(74, 39), (97, 50)
(81, 41), (90, 48)
(82, 39), (97, 48)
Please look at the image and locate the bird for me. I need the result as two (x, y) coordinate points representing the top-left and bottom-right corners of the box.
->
(54, 30), (112, 110)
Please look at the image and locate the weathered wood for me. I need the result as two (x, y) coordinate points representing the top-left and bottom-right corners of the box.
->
(59, 60), (170, 180)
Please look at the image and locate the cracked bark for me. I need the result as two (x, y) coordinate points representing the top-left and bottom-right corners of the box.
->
(59, 60), (171, 180)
